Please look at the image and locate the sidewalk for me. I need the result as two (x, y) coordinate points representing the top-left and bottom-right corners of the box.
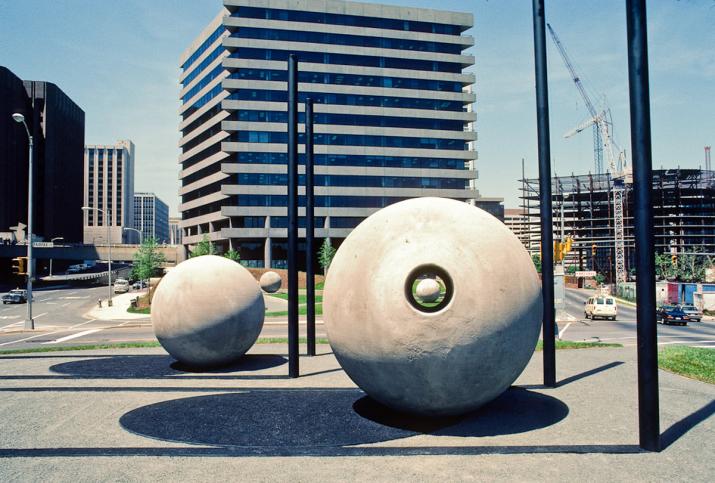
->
(85, 290), (149, 321)
(0, 344), (713, 481)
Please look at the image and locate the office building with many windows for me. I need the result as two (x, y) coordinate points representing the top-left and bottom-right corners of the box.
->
(134, 192), (170, 244)
(169, 216), (183, 245)
(179, 0), (479, 267)
(83, 140), (135, 245)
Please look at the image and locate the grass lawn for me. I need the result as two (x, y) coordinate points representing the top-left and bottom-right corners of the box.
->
(536, 340), (622, 350)
(266, 304), (323, 317)
(127, 306), (151, 314)
(0, 337), (331, 355)
(658, 345), (715, 384)
(269, 294), (323, 304)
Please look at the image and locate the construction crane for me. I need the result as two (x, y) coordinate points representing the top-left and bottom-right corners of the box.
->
(547, 23), (627, 284)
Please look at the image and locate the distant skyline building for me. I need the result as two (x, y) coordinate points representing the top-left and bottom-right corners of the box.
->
(134, 192), (170, 244)
(169, 216), (183, 245)
(179, 0), (480, 267)
(83, 140), (135, 245)
(1, 66), (85, 243)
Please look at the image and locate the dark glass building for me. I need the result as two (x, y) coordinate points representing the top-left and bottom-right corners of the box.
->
(179, 0), (482, 267)
(0, 66), (85, 243)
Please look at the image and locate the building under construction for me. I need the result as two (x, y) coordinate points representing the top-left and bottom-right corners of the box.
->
(519, 168), (715, 282)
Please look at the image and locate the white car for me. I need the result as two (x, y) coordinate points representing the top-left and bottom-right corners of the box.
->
(584, 296), (618, 320)
(114, 279), (130, 294)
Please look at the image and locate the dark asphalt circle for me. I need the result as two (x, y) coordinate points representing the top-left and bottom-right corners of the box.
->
(119, 388), (568, 448)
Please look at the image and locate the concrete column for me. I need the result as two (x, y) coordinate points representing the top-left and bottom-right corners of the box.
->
(264, 237), (272, 269)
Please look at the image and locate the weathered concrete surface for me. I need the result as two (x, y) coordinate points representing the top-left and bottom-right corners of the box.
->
(259, 271), (282, 293)
(415, 278), (441, 302)
(0, 346), (713, 482)
(152, 255), (264, 367)
(324, 198), (542, 416)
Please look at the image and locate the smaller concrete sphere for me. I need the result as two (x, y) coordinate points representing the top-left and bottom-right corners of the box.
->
(152, 255), (265, 367)
(259, 271), (282, 293)
(415, 278), (441, 303)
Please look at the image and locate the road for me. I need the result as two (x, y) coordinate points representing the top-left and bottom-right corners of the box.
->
(557, 287), (715, 348)
(1, 285), (713, 351)
(0, 285), (326, 350)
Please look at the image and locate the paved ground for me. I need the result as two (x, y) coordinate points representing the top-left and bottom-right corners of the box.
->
(0, 344), (713, 481)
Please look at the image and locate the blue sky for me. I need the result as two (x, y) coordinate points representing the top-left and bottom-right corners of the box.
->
(1, 0), (713, 215)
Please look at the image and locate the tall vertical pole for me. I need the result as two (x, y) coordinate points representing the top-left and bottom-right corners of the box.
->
(626, 0), (660, 452)
(25, 135), (34, 330)
(108, 208), (113, 307)
(532, 0), (556, 387)
(287, 54), (300, 377)
(305, 98), (316, 356)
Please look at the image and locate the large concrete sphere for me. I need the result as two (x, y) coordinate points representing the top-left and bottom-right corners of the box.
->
(323, 197), (542, 416)
(259, 271), (282, 293)
(152, 255), (265, 367)
(415, 278), (441, 303)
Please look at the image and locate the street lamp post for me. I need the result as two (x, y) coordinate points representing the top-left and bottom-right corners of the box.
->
(83, 206), (112, 307)
(12, 113), (34, 330)
(49, 237), (64, 277)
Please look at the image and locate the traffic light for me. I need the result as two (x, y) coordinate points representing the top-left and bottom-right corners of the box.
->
(591, 244), (597, 256)
(11, 257), (27, 275)
(671, 254), (677, 266)
(564, 236), (573, 253)
(553, 241), (563, 262)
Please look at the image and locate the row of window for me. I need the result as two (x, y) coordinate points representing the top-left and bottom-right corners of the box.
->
(234, 152), (468, 170)
(231, 27), (465, 54)
(181, 25), (224, 70)
(182, 45), (225, 87)
(234, 131), (466, 150)
(229, 68), (464, 92)
(232, 6), (465, 35)
(182, 64), (224, 102)
(234, 194), (466, 209)
(230, 48), (463, 73)
(184, 85), (223, 118)
(228, 89), (466, 111)
(235, 173), (467, 189)
(236, 110), (465, 131)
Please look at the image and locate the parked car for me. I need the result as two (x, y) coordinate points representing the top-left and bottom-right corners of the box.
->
(114, 279), (130, 294)
(679, 304), (702, 322)
(2, 289), (28, 304)
(656, 305), (688, 325)
(584, 296), (618, 320)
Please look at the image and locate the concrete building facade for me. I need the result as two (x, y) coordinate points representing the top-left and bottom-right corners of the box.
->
(169, 216), (183, 245)
(134, 192), (170, 244)
(1, 66), (85, 243)
(83, 140), (135, 245)
(179, 0), (479, 267)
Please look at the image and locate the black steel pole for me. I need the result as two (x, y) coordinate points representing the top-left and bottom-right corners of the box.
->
(287, 54), (300, 378)
(626, 0), (660, 452)
(305, 98), (316, 356)
(532, 0), (556, 387)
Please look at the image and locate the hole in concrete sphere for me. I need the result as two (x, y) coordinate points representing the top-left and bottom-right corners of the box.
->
(404, 264), (454, 313)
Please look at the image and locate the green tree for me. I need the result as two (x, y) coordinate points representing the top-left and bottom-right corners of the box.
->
(224, 248), (241, 263)
(531, 254), (542, 273)
(190, 234), (215, 257)
(655, 252), (675, 281)
(594, 273), (605, 285)
(675, 247), (709, 282)
(566, 264), (577, 275)
(319, 238), (337, 275)
(132, 237), (166, 281)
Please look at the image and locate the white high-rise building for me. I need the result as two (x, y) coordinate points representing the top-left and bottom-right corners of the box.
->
(83, 140), (135, 244)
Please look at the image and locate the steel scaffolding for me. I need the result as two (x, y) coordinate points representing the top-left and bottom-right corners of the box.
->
(519, 168), (715, 282)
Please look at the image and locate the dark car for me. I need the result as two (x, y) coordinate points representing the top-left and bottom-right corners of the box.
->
(2, 289), (27, 304)
(656, 305), (688, 325)
(679, 305), (702, 322)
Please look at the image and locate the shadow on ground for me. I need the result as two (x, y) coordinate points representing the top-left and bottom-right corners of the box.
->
(48, 354), (286, 379)
(118, 387), (569, 449)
